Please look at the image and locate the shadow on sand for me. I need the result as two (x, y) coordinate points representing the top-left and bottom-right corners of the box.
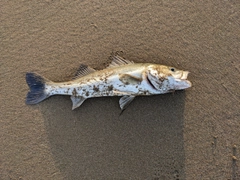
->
(40, 91), (187, 179)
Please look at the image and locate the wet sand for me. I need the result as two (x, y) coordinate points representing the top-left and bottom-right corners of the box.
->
(1, 1), (239, 179)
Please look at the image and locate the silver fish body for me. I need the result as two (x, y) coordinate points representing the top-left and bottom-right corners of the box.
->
(26, 55), (192, 110)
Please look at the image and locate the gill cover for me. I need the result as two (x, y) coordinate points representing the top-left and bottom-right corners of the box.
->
(146, 68), (167, 90)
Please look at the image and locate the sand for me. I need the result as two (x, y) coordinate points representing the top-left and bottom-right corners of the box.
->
(1, 1), (239, 179)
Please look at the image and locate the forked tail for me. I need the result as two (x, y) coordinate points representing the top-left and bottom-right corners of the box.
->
(25, 72), (50, 104)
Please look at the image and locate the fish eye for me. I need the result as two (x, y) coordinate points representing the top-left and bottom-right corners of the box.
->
(170, 68), (175, 72)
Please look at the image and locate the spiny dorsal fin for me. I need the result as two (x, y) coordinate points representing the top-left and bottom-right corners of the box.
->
(73, 64), (96, 79)
(107, 55), (134, 68)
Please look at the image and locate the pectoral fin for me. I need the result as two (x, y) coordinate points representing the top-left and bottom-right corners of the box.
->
(119, 74), (142, 85)
(70, 96), (86, 110)
(119, 95), (135, 110)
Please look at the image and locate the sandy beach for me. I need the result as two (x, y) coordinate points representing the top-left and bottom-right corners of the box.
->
(1, 1), (239, 179)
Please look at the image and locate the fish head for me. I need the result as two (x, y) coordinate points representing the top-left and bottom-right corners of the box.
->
(147, 65), (192, 91)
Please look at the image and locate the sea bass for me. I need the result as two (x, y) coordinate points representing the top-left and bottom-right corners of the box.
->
(25, 55), (192, 110)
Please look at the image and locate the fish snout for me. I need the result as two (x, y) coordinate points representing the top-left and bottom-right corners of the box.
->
(180, 71), (189, 80)
(172, 71), (191, 90)
(174, 79), (192, 90)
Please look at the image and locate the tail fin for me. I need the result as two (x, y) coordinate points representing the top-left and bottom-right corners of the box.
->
(25, 72), (50, 104)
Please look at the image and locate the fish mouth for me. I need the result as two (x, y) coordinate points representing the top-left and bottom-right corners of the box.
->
(180, 71), (189, 80)
(175, 71), (190, 81)
(182, 79), (192, 88)
(175, 71), (192, 88)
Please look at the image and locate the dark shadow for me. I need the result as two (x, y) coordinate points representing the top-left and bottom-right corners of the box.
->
(232, 145), (239, 180)
(40, 90), (186, 179)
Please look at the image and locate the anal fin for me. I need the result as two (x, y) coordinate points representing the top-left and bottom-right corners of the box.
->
(119, 95), (135, 110)
(70, 96), (86, 110)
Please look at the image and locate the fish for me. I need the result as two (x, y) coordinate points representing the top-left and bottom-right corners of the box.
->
(25, 55), (192, 110)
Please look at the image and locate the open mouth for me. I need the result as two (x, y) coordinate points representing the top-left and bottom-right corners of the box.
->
(180, 71), (189, 80)
(175, 71), (189, 81)
(175, 71), (192, 88)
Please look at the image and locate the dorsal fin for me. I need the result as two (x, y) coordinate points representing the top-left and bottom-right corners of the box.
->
(107, 55), (134, 68)
(73, 64), (96, 79)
